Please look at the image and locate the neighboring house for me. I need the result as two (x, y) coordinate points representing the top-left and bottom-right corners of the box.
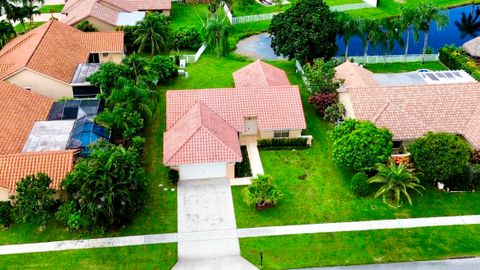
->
(0, 20), (124, 100)
(61, 0), (171, 31)
(164, 61), (306, 180)
(0, 81), (108, 200)
(336, 62), (480, 151)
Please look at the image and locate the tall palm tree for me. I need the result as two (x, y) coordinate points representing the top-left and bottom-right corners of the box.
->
(133, 13), (172, 55)
(336, 13), (358, 61)
(0, 20), (16, 49)
(401, 6), (421, 63)
(380, 17), (404, 64)
(203, 13), (231, 58)
(416, 1), (449, 63)
(22, 4), (40, 27)
(455, 2), (480, 38)
(358, 18), (383, 64)
(368, 160), (425, 208)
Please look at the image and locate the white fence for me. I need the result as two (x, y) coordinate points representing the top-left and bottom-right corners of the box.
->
(222, 1), (234, 24)
(180, 44), (207, 64)
(232, 12), (279, 24)
(335, 54), (440, 64)
(295, 60), (310, 89)
(330, 2), (371, 12)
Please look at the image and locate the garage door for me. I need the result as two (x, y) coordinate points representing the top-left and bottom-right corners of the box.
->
(179, 162), (227, 180)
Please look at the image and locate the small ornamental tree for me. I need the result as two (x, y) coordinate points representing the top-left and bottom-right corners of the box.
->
(304, 59), (343, 94)
(269, 0), (338, 64)
(12, 173), (55, 225)
(324, 103), (345, 123)
(76, 20), (98, 32)
(242, 175), (283, 210)
(332, 119), (393, 171)
(408, 132), (471, 184)
(308, 93), (337, 117)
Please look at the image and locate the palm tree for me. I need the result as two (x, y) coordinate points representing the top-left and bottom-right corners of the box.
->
(22, 4), (40, 27)
(242, 175), (283, 210)
(401, 6), (421, 63)
(133, 13), (172, 55)
(368, 160), (425, 208)
(358, 18), (383, 64)
(380, 17), (404, 64)
(0, 20), (16, 49)
(336, 13), (358, 61)
(203, 13), (231, 58)
(416, 1), (449, 63)
(455, 2), (480, 38)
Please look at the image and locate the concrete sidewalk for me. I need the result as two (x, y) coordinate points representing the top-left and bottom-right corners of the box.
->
(301, 257), (480, 270)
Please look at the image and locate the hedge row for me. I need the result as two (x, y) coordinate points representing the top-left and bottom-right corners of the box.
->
(257, 137), (309, 150)
(439, 45), (480, 81)
(235, 146), (252, 177)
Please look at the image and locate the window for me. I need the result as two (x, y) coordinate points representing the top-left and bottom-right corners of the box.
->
(274, 130), (289, 138)
(88, 53), (100, 63)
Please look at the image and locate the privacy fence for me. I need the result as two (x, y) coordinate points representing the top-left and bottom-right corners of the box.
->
(179, 44), (208, 64)
(334, 54), (440, 64)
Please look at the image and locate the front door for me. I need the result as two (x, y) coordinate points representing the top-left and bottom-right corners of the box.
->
(244, 117), (258, 135)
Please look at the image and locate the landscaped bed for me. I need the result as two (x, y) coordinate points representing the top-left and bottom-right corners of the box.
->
(364, 61), (448, 73)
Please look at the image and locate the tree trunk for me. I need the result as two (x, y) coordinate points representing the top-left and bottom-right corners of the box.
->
(421, 22), (430, 64)
(345, 40), (349, 62)
(404, 26), (410, 63)
(364, 40), (369, 64)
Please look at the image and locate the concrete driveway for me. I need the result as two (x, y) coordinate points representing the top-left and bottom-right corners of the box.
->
(174, 178), (256, 270)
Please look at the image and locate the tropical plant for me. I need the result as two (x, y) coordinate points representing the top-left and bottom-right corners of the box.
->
(133, 12), (173, 55)
(242, 175), (283, 209)
(401, 6), (421, 62)
(76, 20), (98, 32)
(358, 18), (383, 64)
(416, 1), (449, 63)
(269, 0), (338, 64)
(336, 13), (358, 61)
(455, 2), (480, 38)
(86, 62), (129, 95)
(174, 26), (202, 50)
(148, 55), (178, 83)
(105, 80), (154, 120)
(203, 13), (231, 58)
(0, 20), (15, 49)
(121, 53), (150, 83)
(380, 16), (404, 63)
(351, 172), (369, 197)
(95, 105), (144, 142)
(304, 58), (343, 94)
(324, 102), (345, 123)
(0, 201), (13, 227)
(369, 160), (425, 207)
(22, 4), (40, 26)
(408, 132), (471, 184)
(331, 119), (393, 171)
(11, 173), (56, 225)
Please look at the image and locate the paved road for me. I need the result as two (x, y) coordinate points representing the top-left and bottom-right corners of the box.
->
(300, 258), (480, 270)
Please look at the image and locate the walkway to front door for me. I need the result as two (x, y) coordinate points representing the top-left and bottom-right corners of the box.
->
(173, 178), (257, 270)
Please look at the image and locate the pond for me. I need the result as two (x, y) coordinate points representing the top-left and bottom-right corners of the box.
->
(235, 4), (480, 59)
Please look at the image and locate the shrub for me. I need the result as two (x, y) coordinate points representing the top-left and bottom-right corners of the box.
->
(11, 173), (56, 225)
(76, 20), (98, 32)
(308, 93), (337, 116)
(55, 201), (81, 230)
(148, 55), (178, 83)
(257, 137), (308, 150)
(439, 45), (480, 81)
(350, 172), (369, 197)
(242, 175), (283, 210)
(174, 27), (202, 50)
(324, 103), (345, 123)
(408, 132), (471, 185)
(471, 149), (480, 164)
(0, 201), (13, 227)
(304, 59), (343, 94)
(235, 146), (252, 177)
(331, 119), (393, 171)
(469, 164), (480, 189)
(168, 169), (179, 185)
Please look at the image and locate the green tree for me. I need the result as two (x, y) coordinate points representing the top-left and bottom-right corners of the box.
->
(121, 53), (150, 83)
(76, 20), (98, 32)
(22, 4), (40, 26)
(332, 119), (393, 171)
(304, 58), (343, 94)
(106, 80), (154, 120)
(203, 13), (231, 58)
(12, 173), (55, 225)
(242, 175), (283, 209)
(133, 12), (173, 55)
(237, 0), (254, 11)
(369, 160), (425, 208)
(401, 6), (421, 62)
(86, 62), (129, 96)
(269, 0), (337, 64)
(0, 20), (16, 49)
(408, 132), (471, 184)
(148, 55), (178, 84)
(95, 105), (144, 142)
(358, 18), (383, 64)
(380, 17), (404, 63)
(416, 1), (449, 63)
(336, 13), (358, 61)
(62, 141), (146, 230)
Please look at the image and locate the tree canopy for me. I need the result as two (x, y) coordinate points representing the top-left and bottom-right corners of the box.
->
(269, 0), (338, 64)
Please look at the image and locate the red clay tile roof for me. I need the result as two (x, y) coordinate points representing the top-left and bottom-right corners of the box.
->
(347, 83), (480, 148)
(0, 20), (124, 83)
(0, 150), (77, 192)
(130, 0), (171, 10)
(164, 102), (242, 165)
(233, 60), (291, 88)
(335, 61), (379, 89)
(0, 81), (53, 155)
(166, 86), (306, 133)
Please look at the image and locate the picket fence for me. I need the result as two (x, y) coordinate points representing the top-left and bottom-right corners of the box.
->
(334, 54), (439, 64)
(180, 44), (208, 64)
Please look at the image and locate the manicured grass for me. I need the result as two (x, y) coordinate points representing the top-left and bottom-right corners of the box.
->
(364, 61), (449, 73)
(14, 22), (43, 33)
(230, 20), (271, 49)
(231, 60), (480, 229)
(240, 225), (480, 269)
(39, 4), (64, 13)
(170, 3), (208, 30)
(0, 243), (177, 269)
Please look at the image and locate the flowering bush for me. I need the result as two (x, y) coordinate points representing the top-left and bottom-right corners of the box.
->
(308, 93), (337, 117)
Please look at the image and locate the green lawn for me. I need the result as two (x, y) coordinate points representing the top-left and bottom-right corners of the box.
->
(0, 243), (177, 269)
(170, 3), (208, 30)
(231, 60), (480, 229)
(14, 22), (43, 34)
(364, 61), (449, 73)
(240, 225), (480, 269)
(39, 4), (64, 13)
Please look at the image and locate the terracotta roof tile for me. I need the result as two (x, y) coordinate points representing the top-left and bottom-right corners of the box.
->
(233, 60), (291, 88)
(164, 102), (241, 165)
(130, 0), (171, 10)
(0, 81), (53, 155)
(0, 20), (124, 83)
(0, 150), (76, 192)
(335, 61), (379, 90)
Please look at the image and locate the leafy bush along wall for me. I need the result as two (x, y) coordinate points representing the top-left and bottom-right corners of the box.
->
(439, 46), (480, 81)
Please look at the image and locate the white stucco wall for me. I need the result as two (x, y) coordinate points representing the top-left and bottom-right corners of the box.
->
(0, 188), (10, 201)
(179, 162), (228, 180)
(338, 91), (356, 119)
(364, 0), (378, 7)
(6, 69), (73, 100)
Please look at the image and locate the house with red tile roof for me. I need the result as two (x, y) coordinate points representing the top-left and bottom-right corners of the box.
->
(0, 20), (124, 100)
(61, 0), (171, 31)
(164, 61), (306, 180)
(0, 81), (78, 200)
(336, 62), (480, 151)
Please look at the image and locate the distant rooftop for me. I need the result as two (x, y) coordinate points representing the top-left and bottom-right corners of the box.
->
(23, 120), (76, 153)
(373, 70), (476, 86)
